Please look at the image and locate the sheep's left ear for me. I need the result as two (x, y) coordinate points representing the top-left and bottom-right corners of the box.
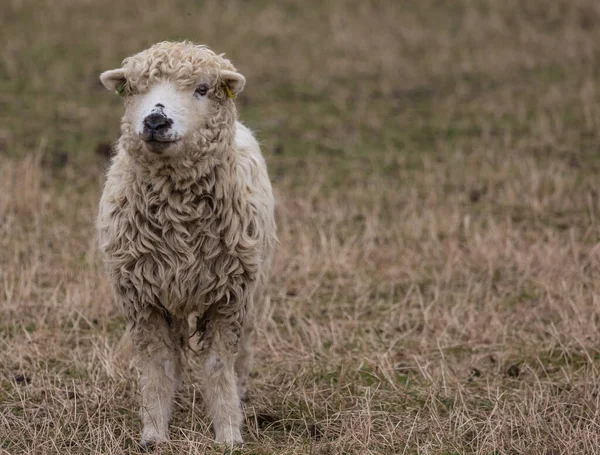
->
(220, 70), (246, 99)
(100, 68), (127, 95)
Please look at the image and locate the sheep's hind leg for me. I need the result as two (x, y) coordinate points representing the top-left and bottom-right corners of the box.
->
(198, 312), (244, 445)
(235, 286), (262, 402)
(235, 324), (254, 402)
(131, 309), (186, 448)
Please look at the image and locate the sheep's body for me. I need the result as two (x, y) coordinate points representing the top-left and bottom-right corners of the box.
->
(97, 42), (275, 447)
(98, 122), (274, 321)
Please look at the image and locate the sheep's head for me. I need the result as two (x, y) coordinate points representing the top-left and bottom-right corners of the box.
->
(100, 41), (245, 156)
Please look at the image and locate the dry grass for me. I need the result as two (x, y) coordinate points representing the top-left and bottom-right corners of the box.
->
(1, 0), (600, 453)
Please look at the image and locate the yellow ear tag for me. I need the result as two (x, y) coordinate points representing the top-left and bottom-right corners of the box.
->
(224, 83), (236, 99)
(116, 81), (126, 97)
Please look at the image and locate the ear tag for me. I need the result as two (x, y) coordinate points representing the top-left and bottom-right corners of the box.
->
(115, 81), (126, 97)
(224, 83), (236, 99)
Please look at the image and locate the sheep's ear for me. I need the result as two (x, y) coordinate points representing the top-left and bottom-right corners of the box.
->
(100, 68), (127, 95)
(220, 70), (245, 99)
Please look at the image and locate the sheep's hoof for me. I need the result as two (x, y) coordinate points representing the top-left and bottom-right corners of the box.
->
(218, 441), (244, 455)
(214, 426), (243, 448)
(138, 440), (155, 452)
(215, 438), (244, 448)
(139, 429), (168, 452)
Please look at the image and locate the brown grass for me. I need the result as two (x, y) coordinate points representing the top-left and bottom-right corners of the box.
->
(1, 0), (600, 453)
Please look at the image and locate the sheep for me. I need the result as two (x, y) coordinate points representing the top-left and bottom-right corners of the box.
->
(96, 41), (276, 448)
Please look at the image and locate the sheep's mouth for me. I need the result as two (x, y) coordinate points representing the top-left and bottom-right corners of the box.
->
(141, 135), (180, 153)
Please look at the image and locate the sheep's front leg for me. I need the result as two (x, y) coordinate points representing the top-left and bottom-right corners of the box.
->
(131, 309), (186, 448)
(198, 312), (244, 445)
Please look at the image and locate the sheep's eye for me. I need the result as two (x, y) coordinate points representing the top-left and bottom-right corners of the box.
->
(195, 83), (209, 97)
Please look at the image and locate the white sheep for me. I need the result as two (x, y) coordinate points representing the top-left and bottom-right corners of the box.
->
(96, 41), (276, 448)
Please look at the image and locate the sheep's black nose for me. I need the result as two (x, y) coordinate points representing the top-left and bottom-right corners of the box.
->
(143, 113), (171, 132)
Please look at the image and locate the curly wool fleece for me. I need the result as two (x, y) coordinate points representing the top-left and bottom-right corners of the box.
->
(97, 41), (276, 446)
(122, 41), (238, 92)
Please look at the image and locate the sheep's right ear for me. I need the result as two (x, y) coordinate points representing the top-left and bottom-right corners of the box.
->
(100, 68), (127, 96)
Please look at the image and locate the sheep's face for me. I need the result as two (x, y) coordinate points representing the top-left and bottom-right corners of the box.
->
(122, 79), (211, 155)
(99, 42), (245, 157)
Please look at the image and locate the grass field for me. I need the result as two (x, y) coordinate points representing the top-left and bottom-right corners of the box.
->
(1, 0), (600, 453)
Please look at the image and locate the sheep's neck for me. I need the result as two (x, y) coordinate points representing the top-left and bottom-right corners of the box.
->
(130, 124), (237, 190)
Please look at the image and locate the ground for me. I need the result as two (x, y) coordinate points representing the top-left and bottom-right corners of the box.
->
(1, 0), (600, 454)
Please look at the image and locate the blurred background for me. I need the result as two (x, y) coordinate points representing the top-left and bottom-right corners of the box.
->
(1, 1), (600, 454)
